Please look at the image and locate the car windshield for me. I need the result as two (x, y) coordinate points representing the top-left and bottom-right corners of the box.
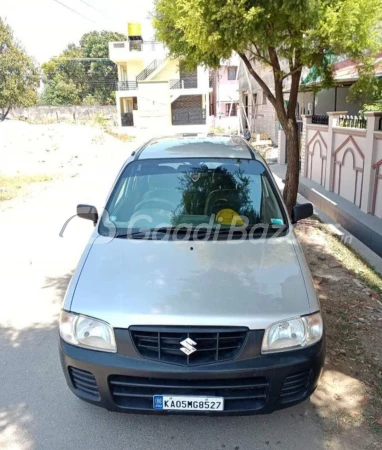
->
(99, 157), (287, 237)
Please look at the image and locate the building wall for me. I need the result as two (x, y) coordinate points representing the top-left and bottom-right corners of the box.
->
(118, 61), (145, 80)
(238, 60), (279, 142)
(151, 59), (179, 82)
(314, 86), (361, 116)
(215, 65), (239, 116)
(133, 81), (171, 128)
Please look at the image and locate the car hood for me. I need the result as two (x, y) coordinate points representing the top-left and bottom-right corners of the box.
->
(69, 234), (316, 329)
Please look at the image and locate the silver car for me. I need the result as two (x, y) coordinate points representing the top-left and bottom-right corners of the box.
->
(59, 135), (325, 414)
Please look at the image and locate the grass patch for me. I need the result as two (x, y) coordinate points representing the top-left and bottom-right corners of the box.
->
(321, 226), (382, 292)
(0, 174), (53, 202)
(105, 130), (133, 142)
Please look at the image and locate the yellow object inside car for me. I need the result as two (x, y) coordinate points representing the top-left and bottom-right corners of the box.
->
(216, 209), (245, 226)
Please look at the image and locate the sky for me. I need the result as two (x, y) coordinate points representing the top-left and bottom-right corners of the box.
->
(1, 0), (155, 62)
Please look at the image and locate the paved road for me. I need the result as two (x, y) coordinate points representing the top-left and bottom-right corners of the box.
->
(0, 138), (330, 450)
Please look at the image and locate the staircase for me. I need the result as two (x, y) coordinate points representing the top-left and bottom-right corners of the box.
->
(136, 59), (165, 81)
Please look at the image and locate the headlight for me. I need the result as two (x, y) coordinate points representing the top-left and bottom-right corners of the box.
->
(261, 312), (323, 353)
(59, 310), (116, 352)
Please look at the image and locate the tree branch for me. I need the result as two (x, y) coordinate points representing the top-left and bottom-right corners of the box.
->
(267, 46), (287, 125)
(287, 68), (302, 120)
(281, 65), (303, 81)
(3, 106), (11, 120)
(238, 52), (276, 108)
(287, 50), (302, 120)
(248, 42), (275, 68)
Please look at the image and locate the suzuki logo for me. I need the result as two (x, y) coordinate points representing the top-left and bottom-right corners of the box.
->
(180, 338), (197, 355)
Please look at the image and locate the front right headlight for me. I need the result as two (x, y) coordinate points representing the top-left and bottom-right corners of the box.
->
(59, 310), (116, 353)
(261, 312), (323, 353)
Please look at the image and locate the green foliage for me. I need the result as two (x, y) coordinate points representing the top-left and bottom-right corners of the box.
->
(363, 101), (382, 112)
(39, 75), (81, 105)
(348, 65), (382, 110)
(82, 94), (98, 106)
(154, 0), (382, 212)
(154, 0), (382, 86)
(208, 125), (225, 134)
(0, 18), (40, 120)
(41, 30), (126, 106)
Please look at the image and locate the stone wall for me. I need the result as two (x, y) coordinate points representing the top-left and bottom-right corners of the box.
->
(11, 105), (117, 122)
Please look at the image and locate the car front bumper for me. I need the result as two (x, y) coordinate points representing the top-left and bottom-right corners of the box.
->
(59, 335), (325, 415)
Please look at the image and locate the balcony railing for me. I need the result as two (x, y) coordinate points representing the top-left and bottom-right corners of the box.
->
(116, 81), (138, 90)
(339, 115), (367, 129)
(136, 59), (165, 81)
(169, 77), (198, 89)
(312, 114), (329, 125)
(111, 41), (166, 52)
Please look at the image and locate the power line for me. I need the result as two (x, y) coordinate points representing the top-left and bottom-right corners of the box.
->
(78, 0), (103, 14)
(52, 0), (97, 23)
(52, 57), (111, 61)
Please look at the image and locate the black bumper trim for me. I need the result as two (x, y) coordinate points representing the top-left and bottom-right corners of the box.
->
(59, 336), (325, 415)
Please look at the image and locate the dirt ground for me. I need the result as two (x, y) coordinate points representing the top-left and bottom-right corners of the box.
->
(296, 223), (382, 448)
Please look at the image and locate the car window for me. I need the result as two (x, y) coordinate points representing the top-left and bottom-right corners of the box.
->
(100, 158), (287, 235)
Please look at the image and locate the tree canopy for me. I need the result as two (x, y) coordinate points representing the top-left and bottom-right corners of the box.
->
(40, 30), (126, 106)
(0, 18), (40, 120)
(154, 0), (382, 212)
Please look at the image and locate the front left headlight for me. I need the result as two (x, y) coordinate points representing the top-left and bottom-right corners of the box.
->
(59, 310), (116, 353)
(261, 312), (323, 353)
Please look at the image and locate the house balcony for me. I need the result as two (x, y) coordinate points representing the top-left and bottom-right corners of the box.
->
(169, 77), (213, 103)
(116, 80), (138, 91)
(170, 77), (198, 89)
(109, 41), (167, 63)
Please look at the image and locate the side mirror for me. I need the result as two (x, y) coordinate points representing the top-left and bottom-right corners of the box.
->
(77, 204), (98, 224)
(291, 203), (313, 224)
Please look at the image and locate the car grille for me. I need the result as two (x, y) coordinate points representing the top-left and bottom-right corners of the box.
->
(109, 375), (269, 412)
(69, 367), (99, 399)
(130, 327), (248, 366)
(280, 371), (311, 403)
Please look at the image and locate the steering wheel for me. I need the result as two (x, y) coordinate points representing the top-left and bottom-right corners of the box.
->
(134, 197), (176, 212)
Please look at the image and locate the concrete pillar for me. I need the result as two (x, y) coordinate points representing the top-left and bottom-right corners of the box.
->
(116, 96), (122, 128)
(300, 115), (312, 177)
(325, 111), (347, 191)
(361, 112), (382, 213)
(205, 93), (210, 126)
(278, 127), (286, 164)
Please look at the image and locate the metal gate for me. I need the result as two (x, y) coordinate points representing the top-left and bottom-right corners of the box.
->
(172, 108), (206, 125)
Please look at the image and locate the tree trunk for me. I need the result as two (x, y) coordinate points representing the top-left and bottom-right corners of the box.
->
(1, 106), (10, 121)
(283, 119), (300, 215)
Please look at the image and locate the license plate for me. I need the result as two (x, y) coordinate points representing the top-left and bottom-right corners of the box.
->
(153, 395), (224, 411)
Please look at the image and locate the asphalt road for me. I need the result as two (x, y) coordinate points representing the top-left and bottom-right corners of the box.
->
(0, 138), (330, 450)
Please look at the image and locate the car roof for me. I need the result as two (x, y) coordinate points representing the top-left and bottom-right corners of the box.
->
(135, 134), (256, 160)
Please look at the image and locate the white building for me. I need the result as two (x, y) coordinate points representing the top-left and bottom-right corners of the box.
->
(108, 23), (212, 130)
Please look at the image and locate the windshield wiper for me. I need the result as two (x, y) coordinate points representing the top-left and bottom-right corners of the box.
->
(114, 227), (193, 239)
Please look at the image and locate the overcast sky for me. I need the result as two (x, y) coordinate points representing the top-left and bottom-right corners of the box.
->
(1, 0), (155, 62)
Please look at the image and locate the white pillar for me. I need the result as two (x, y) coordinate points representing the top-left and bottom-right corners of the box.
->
(300, 114), (312, 177)
(325, 111), (347, 191)
(205, 93), (210, 126)
(116, 95), (122, 128)
(361, 112), (382, 213)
